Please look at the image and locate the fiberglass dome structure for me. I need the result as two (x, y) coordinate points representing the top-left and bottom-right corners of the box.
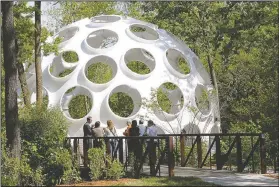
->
(23, 15), (221, 137)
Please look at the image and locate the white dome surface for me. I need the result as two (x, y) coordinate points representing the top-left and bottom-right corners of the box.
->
(23, 15), (220, 137)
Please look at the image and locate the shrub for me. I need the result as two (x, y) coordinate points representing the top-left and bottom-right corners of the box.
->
(88, 143), (106, 180)
(106, 156), (124, 180)
(19, 106), (80, 185)
(88, 141), (124, 180)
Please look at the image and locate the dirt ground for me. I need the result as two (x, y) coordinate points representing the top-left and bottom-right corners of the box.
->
(58, 178), (138, 186)
(263, 173), (279, 179)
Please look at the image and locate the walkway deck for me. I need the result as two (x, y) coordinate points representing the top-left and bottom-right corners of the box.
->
(142, 166), (278, 186)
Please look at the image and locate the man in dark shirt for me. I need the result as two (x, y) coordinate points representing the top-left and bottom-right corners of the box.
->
(83, 116), (93, 137)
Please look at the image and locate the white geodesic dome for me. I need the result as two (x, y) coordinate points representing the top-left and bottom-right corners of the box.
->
(22, 15), (221, 137)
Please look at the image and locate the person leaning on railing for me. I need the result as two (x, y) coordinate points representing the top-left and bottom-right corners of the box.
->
(92, 121), (104, 148)
(104, 120), (118, 157)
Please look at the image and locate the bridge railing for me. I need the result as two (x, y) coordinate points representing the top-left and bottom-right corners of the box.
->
(65, 133), (266, 177)
(66, 136), (175, 177)
(159, 133), (266, 174)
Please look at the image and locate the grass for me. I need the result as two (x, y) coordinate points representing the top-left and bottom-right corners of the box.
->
(113, 176), (217, 186)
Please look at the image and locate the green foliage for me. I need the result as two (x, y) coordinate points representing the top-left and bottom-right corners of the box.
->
(106, 156), (125, 180)
(109, 93), (134, 117)
(127, 61), (150, 74)
(88, 143), (124, 180)
(58, 68), (74, 77)
(157, 83), (184, 114)
(130, 26), (146, 32)
(68, 95), (92, 119)
(114, 176), (217, 186)
(62, 51), (79, 63)
(88, 146), (106, 180)
(19, 107), (80, 185)
(1, 139), (21, 186)
(66, 87), (76, 94)
(196, 89), (210, 114)
(178, 57), (190, 74)
(49, 2), (118, 28)
(86, 62), (113, 84)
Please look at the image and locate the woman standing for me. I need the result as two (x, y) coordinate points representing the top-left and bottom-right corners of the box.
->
(104, 120), (118, 157)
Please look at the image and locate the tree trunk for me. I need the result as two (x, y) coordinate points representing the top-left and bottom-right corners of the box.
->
(15, 39), (31, 107)
(17, 62), (31, 107)
(35, 1), (43, 107)
(207, 55), (221, 125)
(2, 1), (21, 159)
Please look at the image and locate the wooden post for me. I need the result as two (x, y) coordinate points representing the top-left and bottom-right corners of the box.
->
(197, 135), (202, 168)
(167, 136), (175, 177)
(259, 134), (267, 174)
(119, 138), (124, 164)
(83, 138), (89, 167)
(236, 135), (243, 172)
(180, 135), (185, 167)
(215, 135), (222, 170)
(149, 139), (156, 176)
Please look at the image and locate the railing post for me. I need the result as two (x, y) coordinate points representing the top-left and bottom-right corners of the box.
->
(215, 135), (222, 170)
(180, 135), (185, 167)
(197, 135), (202, 168)
(259, 134), (267, 174)
(119, 138), (124, 164)
(83, 138), (89, 167)
(74, 138), (78, 155)
(236, 135), (243, 172)
(148, 138), (156, 176)
(167, 136), (175, 177)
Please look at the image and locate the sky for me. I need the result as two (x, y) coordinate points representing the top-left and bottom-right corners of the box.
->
(27, 1), (60, 32)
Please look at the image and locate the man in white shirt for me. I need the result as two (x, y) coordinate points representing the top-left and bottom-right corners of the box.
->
(147, 120), (158, 137)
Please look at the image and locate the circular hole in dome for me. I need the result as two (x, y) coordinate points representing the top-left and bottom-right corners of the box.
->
(129, 24), (159, 40)
(62, 86), (93, 120)
(108, 85), (142, 118)
(157, 82), (184, 114)
(124, 48), (155, 75)
(50, 64), (74, 78)
(91, 15), (121, 23)
(166, 49), (190, 75)
(62, 51), (79, 63)
(109, 93), (134, 117)
(195, 84), (210, 115)
(86, 29), (118, 49)
(85, 56), (117, 84)
(57, 26), (79, 43)
(49, 56), (76, 78)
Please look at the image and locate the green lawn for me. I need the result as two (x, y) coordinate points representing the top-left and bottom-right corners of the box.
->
(113, 176), (217, 186)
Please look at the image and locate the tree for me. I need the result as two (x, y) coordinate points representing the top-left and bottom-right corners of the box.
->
(2, 0), (21, 168)
(14, 2), (34, 107)
(35, 1), (43, 107)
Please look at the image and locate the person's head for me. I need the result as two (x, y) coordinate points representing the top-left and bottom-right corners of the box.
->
(95, 121), (100, 128)
(87, 116), (92, 123)
(132, 120), (137, 128)
(148, 120), (154, 127)
(107, 120), (114, 130)
(139, 119), (144, 125)
(127, 120), (132, 126)
(215, 118), (218, 122)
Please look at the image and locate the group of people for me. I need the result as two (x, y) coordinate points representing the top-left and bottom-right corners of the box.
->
(83, 116), (158, 157)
